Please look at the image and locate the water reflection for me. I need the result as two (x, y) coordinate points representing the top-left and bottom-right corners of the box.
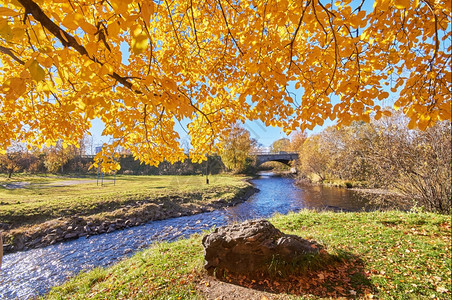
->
(0, 173), (370, 299)
(295, 181), (370, 211)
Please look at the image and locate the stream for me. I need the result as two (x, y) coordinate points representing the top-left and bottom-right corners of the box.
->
(0, 173), (370, 299)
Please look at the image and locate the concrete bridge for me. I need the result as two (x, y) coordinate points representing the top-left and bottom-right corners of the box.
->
(251, 151), (299, 166)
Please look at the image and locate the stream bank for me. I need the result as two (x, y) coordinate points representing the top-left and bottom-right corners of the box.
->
(1, 185), (257, 253)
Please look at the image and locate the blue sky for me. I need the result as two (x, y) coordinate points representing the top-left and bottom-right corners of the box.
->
(88, 115), (332, 150)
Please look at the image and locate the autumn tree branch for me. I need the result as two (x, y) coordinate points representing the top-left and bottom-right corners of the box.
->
(189, 0), (203, 55)
(217, 0), (244, 56)
(287, 0), (311, 69)
(0, 45), (25, 65)
(17, 0), (142, 94)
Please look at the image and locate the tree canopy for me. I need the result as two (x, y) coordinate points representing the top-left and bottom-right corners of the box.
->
(0, 0), (450, 170)
(270, 138), (291, 153)
(219, 123), (257, 172)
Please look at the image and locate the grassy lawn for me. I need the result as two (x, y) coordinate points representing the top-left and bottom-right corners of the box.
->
(0, 174), (250, 228)
(44, 210), (451, 299)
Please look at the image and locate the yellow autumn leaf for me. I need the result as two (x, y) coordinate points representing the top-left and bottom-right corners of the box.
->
(375, 110), (382, 120)
(54, 76), (63, 85)
(140, 1), (155, 27)
(109, 0), (132, 14)
(0, 19), (13, 40)
(131, 27), (149, 54)
(62, 13), (78, 30)
(79, 20), (98, 35)
(0, 7), (19, 16)
(7, 77), (26, 97)
(394, 0), (410, 9)
(107, 21), (120, 36)
(378, 91), (390, 100)
(28, 59), (46, 81)
(85, 42), (99, 57)
(374, 0), (392, 11)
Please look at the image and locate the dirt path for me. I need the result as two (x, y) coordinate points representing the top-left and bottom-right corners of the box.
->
(1, 179), (113, 189)
(43, 179), (112, 187)
(197, 277), (291, 300)
(2, 182), (31, 189)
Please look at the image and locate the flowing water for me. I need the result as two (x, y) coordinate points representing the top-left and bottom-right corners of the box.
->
(0, 173), (370, 299)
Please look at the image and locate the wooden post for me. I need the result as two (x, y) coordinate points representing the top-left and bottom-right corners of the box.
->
(97, 165), (100, 186)
(206, 156), (209, 184)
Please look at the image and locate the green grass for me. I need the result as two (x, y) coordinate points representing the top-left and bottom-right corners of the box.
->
(272, 211), (451, 298)
(0, 174), (250, 228)
(45, 237), (204, 300)
(44, 210), (451, 299)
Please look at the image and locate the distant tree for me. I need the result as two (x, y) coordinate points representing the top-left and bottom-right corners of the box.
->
(0, 143), (28, 178)
(297, 135), (332, 182)
(0, 151), (24, 178)
(20, 147), (45, 174)
(43, 140), (78, 173)
(299, 121), (388, 182)
(75, 134), (91, 157)
(219, 123), (257, 173)
(322, 123), (376, 181)
(365, 115), (451, 213)
(289, 131), (307, 152)
(270, 138), (291, 153)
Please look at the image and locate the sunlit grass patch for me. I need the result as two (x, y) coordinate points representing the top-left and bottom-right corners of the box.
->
(44, 210), (451, 299)
(272, 210), (451, 298)
(0, 174), (250, 229)
(45, 236), (205, 300)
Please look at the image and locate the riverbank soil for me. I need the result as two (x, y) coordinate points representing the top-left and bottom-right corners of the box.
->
(0, 174), (256, 253)
(197, 277), (292, 299)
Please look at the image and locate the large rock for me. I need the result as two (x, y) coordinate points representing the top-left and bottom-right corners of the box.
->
(202, 219), (321, 276)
